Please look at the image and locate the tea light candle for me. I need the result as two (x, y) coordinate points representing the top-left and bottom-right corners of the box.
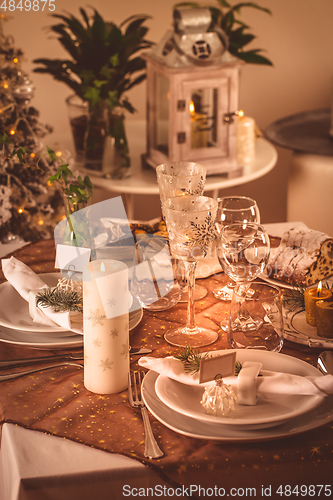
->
(316, 299), (333, 338)
(304, 282), (332, 326)
(83, 259), (129, 394)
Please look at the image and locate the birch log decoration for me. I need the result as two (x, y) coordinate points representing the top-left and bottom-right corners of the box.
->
(83, 259), (129, 394)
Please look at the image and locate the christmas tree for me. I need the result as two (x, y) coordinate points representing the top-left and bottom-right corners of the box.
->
(0, 15), (68, 243)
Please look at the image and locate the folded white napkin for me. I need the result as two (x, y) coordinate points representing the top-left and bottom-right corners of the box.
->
(1, 257), (83, 334)
(138, 356), (333, 405)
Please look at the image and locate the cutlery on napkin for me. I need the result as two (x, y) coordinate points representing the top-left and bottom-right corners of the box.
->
(138, 356), (333, 405)
(1, 256), (83, 334)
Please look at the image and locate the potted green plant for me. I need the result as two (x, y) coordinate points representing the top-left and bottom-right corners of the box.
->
(175, 0), (273, 65)
(34, 8), (153, 178)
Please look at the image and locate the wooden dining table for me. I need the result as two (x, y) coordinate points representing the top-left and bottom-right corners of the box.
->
(0, 234), (332, 500)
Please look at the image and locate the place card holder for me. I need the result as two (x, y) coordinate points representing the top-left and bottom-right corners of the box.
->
(200, 352), (237, 416)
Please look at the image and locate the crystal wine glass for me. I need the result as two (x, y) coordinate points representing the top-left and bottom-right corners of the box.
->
(163, 195), (218, 347)
(156, 161), (208, 301)
(216, 222), (270, 333)
(229, 281), (284, 352)
(214, 196), (260, 301)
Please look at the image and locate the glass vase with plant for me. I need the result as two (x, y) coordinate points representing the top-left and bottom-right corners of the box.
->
(34, 8), (153, 177)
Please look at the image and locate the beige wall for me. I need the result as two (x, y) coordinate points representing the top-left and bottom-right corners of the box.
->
(7, 0), (333, 223)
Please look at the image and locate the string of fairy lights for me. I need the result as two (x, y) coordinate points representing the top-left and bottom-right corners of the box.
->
(0, 13), (70, 241)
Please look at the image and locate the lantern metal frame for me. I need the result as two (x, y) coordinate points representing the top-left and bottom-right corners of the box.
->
(144, 52), (245, 176)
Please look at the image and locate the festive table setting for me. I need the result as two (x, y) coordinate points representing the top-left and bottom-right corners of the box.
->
(0, 185), (333, 499)
(0, 4), (332, 500)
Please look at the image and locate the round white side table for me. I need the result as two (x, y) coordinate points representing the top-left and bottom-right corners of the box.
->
(84, 121), (277, 219)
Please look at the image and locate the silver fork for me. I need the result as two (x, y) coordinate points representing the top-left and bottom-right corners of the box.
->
(128, 370), (163, 459)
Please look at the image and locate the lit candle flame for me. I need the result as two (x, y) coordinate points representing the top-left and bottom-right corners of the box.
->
(238, 109), (244, 118)
(101, 262), (105, 272)
(189, 101), (195, 115)
(317, 281), (322, 296)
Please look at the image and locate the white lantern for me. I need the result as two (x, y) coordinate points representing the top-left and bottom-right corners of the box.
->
(143, 8), (244, 177)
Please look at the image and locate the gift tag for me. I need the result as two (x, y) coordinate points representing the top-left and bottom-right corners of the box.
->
(199, 352), (236, 384)
(55, 244), (91, 273)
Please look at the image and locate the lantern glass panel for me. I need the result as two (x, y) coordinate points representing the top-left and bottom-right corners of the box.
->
(155, 73), (169, 156)
(189, 88), (218, 149)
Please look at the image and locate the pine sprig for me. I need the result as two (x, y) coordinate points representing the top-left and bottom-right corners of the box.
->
(174, 345), (243, 376)
(35, 287), (83, 313)
(282, 285), (306, 311)
(174, 346), (211, 375)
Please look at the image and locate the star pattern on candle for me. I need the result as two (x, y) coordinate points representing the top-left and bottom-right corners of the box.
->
(107, 297), (117, 308)
(121, 343), (129, 357)
(88, 308), (105, 327)
(93, 338), (101, 347)
(109, 328), (119, 338)
(99, 358), (113, 371)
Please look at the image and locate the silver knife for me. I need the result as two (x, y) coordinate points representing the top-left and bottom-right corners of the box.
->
(0, 347), (151, 368)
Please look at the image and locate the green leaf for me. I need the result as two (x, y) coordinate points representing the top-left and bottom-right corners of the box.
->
(47, 146), (58, 161)
(120, 97), (135, 114)
(229, 2), (272, 16)
(0, 133), (11, 144)
(236, 49), (273, 65)
(12, 147), (29, 163)
(107, 90), (120, 109)
(109, 54), (119, 67)
(83, 87), (101, 106)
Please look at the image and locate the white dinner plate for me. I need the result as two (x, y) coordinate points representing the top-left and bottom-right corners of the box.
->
(0, 273), (67, 333)
(142, 371), (333, 442)
(0, 325), (83, 349)
(154, 350), (324, 430)
(0, 302), (143, 350)
(0, 273), (140, 335)
(283, 307), (333, 349)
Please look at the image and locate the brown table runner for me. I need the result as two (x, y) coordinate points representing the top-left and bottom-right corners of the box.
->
(0, 240), (332, 498)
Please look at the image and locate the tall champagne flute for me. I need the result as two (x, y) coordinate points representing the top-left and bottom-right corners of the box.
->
(163, 195), (218, 347)
(217, 222), (270, 333)
(214, 196), (260, 301)
(156, 161), (208, 301)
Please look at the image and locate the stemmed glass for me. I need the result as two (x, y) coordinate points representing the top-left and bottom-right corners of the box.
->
(163, 195), (219, 347)
(156, 161), (208, 301)
(216, 222), (270, 333)
(214, 196), (260, 301)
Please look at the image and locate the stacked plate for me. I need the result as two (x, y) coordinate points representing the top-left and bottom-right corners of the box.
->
(141, 350), (333, 442)
(0, 273), (143, 349)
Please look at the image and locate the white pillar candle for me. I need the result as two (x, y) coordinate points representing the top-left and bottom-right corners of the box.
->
(83, 259), (129, 394)
(237, 115), (255, 166)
